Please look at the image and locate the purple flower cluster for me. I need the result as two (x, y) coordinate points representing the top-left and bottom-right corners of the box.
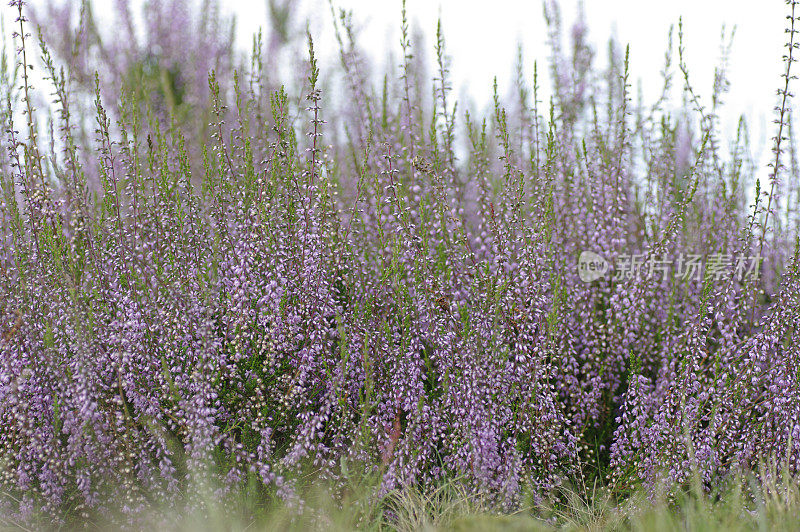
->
(0, 0), (798, 526)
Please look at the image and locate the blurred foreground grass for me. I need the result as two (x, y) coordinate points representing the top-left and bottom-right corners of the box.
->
(42, 468), (799, 531)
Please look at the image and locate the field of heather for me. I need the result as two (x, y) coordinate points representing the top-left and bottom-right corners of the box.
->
(1, 0), (799, 529)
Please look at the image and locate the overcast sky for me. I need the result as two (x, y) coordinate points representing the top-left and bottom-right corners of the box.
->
(226, 0), (787, 169)
(41, 0), (795, 174)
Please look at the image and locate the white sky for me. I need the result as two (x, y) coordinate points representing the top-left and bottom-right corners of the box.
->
(12, 0), (792, 173)
(229, 0), (787, 169)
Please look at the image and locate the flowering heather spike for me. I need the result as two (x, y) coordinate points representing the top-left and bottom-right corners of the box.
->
(0, 0), (799, 527)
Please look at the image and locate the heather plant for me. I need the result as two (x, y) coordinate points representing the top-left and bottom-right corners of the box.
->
(30, 0), (242, 119)
(0, 0), (799, 528)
